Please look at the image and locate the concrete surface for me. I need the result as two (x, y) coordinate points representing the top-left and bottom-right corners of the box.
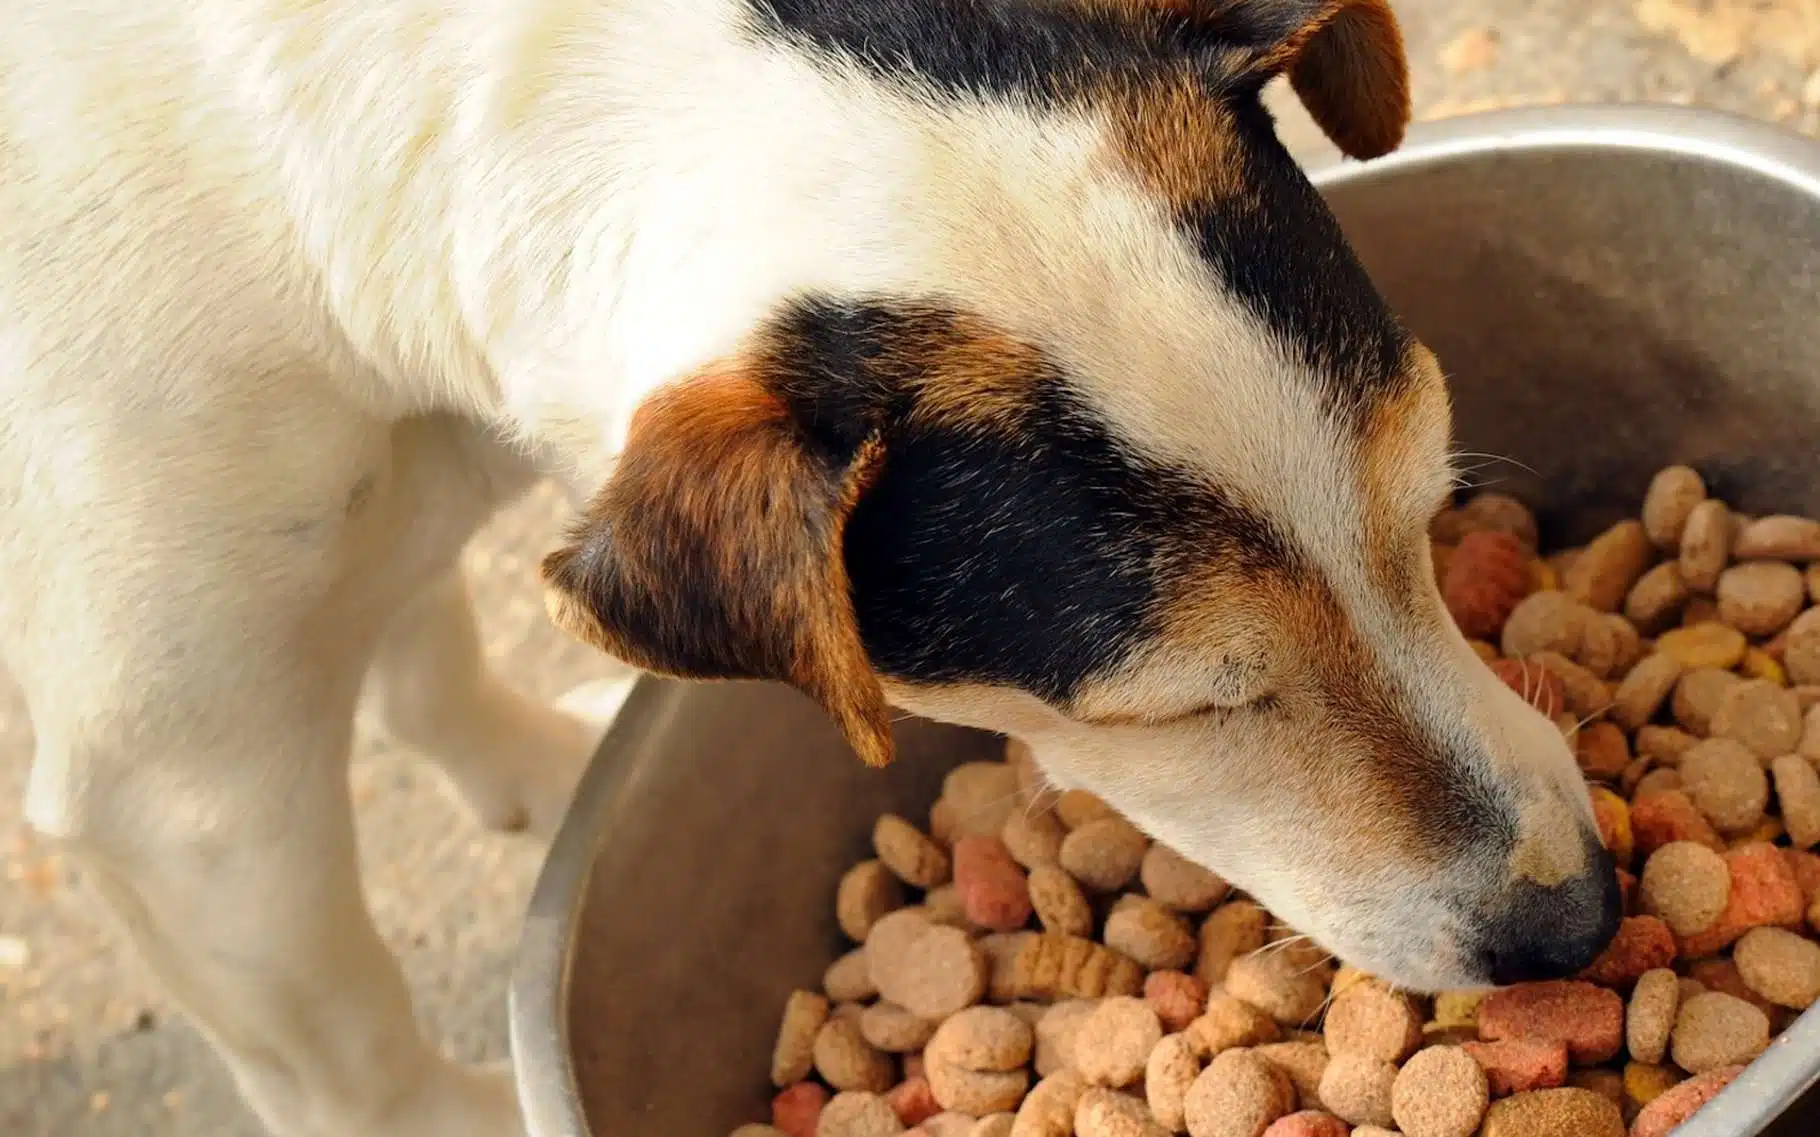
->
(3, 1), (1820, 1135)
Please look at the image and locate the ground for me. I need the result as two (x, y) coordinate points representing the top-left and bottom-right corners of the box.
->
(3, 1), (1820, 1134)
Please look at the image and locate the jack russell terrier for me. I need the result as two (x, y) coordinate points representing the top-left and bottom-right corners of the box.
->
(0, 0), (1620, 1133)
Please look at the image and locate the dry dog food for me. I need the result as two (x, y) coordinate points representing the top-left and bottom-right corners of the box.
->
(745, 474), (1820, 1137)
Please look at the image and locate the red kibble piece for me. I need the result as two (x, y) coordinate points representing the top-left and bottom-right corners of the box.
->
(1632, 791), (1724, 859)
(1144, 969), (1209, 1034)
(1476, 981), (1624, 1064)
(1445, 531), (1533, 640)
(886, 1077), (941, 1127)
(1629, 1065), (1746, 1137)
(772, 1082), (831, 1137)
(1462, 1039), (1569, 1096)
(1488, 657), (1566, 717)
(954, 836), (1033, 933)
(1783, 848), (1820, 905)
(1261, 1110), (1351, 1137)
(1675, 843), (1805, 959)
(1577, 916), (1674, 986)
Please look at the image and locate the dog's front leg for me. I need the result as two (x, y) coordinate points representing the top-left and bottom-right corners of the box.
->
(362, 566), (637, 839)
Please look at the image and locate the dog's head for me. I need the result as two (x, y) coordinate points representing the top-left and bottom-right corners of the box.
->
(541, 0), (1619, 989)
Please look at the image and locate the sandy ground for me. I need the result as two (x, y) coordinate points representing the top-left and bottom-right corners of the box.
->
(4, 1), (1820, 1134)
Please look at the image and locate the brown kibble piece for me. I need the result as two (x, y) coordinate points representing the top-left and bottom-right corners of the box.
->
(1255, 1041), (1329, 1111)
(1074, 997), (1162, 1088)
(826, 949), (878, 1003)
(1027, 864), (1093, 938)
(862, 1003), (936, 1054)
(816, 1017), (897, 1093)
(1784, 607), (1820, 685)
(1196, 900), (1267, 985)
(1636, 724), (1698, 766)
(774, 991), (832, 1087)
(1576, 915), (1674, 986)
(1675, 842), (1807, 958)
(929, 1007), (1035, 1073)
(868, 912), (988, 1021)
(1639, 841), (1730, 936)
(1003, 933), (1144, 1002)
(926, 1058), (1029, 1118)
(1565, 520), (1652, 612)
(1226, 950), (1331, 1026)
(1322, 981), (1422, 1064)
(1033, 1001), (1095, 1077)
(944, 763), (1022, 840)
(1710, 679), (1803, 759)
(1733, 514), (1820, 560)
(1014, 1070), (1086, 1137)
(1185, 1049), (1293, 1137)
(1461, 1039), (1568, 1096)
(1002, 810), (1065, 871)
(1656, 621), (1748, 671)
(1316, 1054), (1396, 1128)
(1533, 651), (1608, 718)
(877, 815), (953, 889)
(1185, 993), (1281, 1058)
(1678, 738), (1769, 834)
(1459, 491), (1541, 551)
(1390, 1046), (1488, 1137)
(1733, 926), (1820, 1009)
(1501, 591), (1587, 659)
(1629, 1065), (1745, 1137)
(1625, 562), (1691, 632)
(1717, 560), (1806, 636)
(1625, 969), (1680, 1065)
(1679, 500), (1733, 593)
(1074, 1088), (1169, 1137)
(1670, 991), (1769, 1073)
(1141, 844), (1230, 913)
(1488, 656), (1566, 716)
(818, 1092), (906, 1137)
(1104, 896), (1196, 972)
(1055, 790), (1119, 830)
(1479, 1088), (1623, 1137)
(1145, 1034), (1201, 1131)
(1672, 666), (1741, 735)
(1643, 467), (1706, 549)
(1060, 818), (1149, 893)
(840, 862), (905, 942)
(1611, 653), (1683, 731)
(1773, 754), (1820, 849)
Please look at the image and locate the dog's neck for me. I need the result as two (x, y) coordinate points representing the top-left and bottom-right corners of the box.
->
(186, 0), (976, 488)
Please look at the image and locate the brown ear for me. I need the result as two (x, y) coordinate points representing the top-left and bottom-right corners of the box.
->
(1189, 0), (1410, 161)
(540, 367), (894, 767)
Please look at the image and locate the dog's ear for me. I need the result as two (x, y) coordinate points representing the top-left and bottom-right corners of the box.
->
(540, 365), (894, 767)
(1192, 0), (1410, 161)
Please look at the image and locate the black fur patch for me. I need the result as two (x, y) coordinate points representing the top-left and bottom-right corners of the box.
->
(757, 295), (1299, 701)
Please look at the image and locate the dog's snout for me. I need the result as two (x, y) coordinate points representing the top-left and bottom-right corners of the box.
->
(1478, 841), (1624, 986)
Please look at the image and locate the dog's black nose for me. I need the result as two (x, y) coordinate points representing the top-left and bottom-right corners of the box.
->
(1479, 842), (1624, 986)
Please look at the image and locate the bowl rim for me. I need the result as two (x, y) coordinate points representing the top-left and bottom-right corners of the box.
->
(510, 102), (1820, 1137)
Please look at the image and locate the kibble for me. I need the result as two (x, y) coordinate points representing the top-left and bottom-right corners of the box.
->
(1670, 991), (1770, 1073)
(748, 477), (1820, 1137)
(1390, 1046), (1487, 1137)
(1185, 1049), (1292, 1137)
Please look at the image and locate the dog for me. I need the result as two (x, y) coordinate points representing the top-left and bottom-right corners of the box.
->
(0, 0), (1622, 1132)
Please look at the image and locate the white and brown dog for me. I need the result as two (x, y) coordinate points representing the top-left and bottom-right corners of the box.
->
(0, 0), (1620, 1133)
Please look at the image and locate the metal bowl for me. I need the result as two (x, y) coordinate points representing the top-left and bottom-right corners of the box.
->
(513, 104), (1820, 1136)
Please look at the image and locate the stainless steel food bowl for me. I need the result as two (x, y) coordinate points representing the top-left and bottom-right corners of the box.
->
(513, 105), (1820, 1137)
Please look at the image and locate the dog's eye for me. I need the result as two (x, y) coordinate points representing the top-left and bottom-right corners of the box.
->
(1181, 691), (1278, 722)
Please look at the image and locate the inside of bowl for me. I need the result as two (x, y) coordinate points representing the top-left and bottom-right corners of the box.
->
(559, 124), (1820, 1136)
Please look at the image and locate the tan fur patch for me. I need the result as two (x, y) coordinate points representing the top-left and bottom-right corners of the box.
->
(1103, 66), (1250, 213)
(898, 314), (1052, 433)
(540, 367), (895, 767)
(1357, 344), (1452, 602)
